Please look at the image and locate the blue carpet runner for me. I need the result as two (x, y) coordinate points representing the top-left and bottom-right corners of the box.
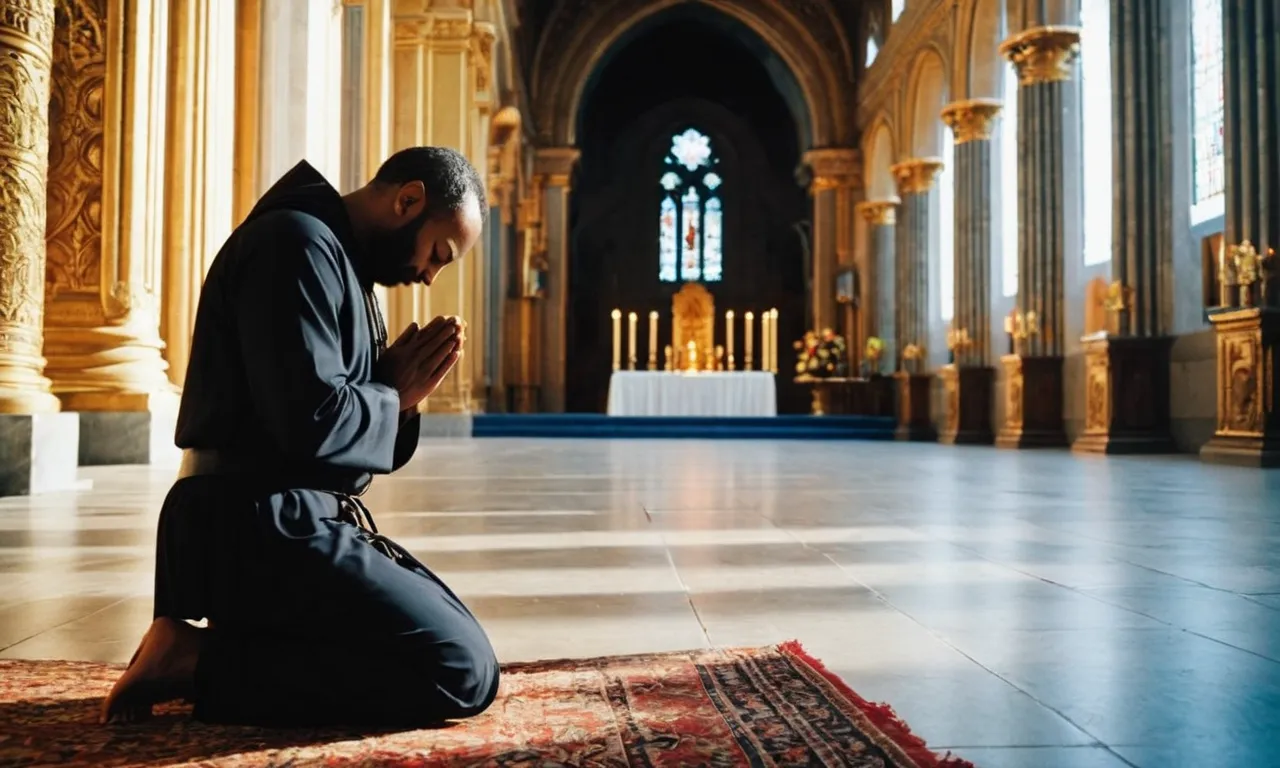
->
(471, 414), (896, 440)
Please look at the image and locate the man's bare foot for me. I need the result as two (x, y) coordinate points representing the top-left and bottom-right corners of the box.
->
(100, 617), (202, 724)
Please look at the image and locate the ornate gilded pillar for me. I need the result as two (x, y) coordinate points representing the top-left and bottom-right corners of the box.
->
(0, 0), (60, 415)
(466, 21), (495, 413)
(40, 0), (180, 466)
(0, 0), (79, 495)
(1074, 1), (1175, 455)
(890, 158), (942, 441)
(385, 6), (489, 422)
(505, 174), (545, 413)
(534, 147), (580, 413)
(804, 148), (861, 333)
(996, 26), (1079, 449)
(939, 99), (1002, 445)
(1201, 0), (1280, 467)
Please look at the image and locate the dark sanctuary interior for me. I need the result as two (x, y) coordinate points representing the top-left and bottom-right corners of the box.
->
(565, 5), (814, 413)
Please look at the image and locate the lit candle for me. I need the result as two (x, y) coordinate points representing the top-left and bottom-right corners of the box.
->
(627, 311), (638, 370)
(745, 311), (755, 370)
(726, 310), (735, 370)
(648, 311), (658, 369)
(611, 309), (621, 370)
(769, 308), (779, 372)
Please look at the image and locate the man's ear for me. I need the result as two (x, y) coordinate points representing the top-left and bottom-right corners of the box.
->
(394, 181), (428, 219)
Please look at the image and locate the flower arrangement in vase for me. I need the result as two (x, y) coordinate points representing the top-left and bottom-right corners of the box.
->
(861, 336), (884, 377)
(794, 328), (848, 378)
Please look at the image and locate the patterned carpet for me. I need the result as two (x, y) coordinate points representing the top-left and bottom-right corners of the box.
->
(0, 642), (973, 767)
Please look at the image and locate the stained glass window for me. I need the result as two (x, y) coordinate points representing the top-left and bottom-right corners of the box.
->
(1001, 62), (1019, 297)
(939, 130), (954, 322)
(659, 197), (678, 282)
(1191, 0), (1225, 220)
(1081, 0), (1112, 265)
(658, 127), (723, 283)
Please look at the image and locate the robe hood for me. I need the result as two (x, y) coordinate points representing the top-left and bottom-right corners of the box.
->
(243, 161), (366, 276)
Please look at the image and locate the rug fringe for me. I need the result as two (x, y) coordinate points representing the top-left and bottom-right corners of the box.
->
(777, 640), (976, 768)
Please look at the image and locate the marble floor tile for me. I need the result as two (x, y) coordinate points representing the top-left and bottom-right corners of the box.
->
(1, 437), (1277, 765)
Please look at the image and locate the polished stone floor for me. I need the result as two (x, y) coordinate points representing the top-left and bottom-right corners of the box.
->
(3, 438), (1279, 767)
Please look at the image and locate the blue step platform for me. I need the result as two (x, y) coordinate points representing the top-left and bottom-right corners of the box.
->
(471, 413), (897, 440)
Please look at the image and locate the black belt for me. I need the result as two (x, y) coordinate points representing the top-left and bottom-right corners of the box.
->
(177, 449), (373, 496)
(177, 449), (410, 564)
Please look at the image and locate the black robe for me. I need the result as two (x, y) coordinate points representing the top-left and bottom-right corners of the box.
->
(155, 161), (498, 727)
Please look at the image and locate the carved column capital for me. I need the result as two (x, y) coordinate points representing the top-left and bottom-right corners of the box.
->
(534, 146), (581, 188)
(890, 157), (945, 195)
(941, 99), (1003, 144)
(471, 20), (495, 104)
(1000, 26), (1081, 86)
(803, 147), (861, 193)
(857, 199), (898, 225)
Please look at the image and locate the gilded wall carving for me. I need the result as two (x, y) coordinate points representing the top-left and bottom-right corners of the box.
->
(0, 0), (56, 355)
(45, 0), (107, 297)
(1003, 357), (1023, 429)
(1220, 331), (1262, 435)
(1084, 352), (1109, 432)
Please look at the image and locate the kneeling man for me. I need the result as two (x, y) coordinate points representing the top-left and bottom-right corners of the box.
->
(102, 147), (499, 727)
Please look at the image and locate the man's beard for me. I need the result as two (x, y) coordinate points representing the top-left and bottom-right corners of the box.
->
(363, 210), (428, 286)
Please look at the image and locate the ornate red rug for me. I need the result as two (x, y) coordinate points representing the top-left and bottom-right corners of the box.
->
(0, 641), (973, 767)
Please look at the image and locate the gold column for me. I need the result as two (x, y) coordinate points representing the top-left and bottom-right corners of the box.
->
(467, 20), (495, 412)
(0, 0), (61, 414)
(803, 148), (861, 333)
(42, 0), (177, 414)
(386, 5), (487, 415)
(534, 146), (580, 413)
(163, 0), (238, 388)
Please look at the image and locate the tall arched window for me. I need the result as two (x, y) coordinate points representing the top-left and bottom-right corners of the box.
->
(1191, 0), (1225, 223)
(866, 37), (880, 67)
(892, 0), (905, 23)
(939, 129), (955, 322)
(1001, 62), (1019, 297)
(659, 128), (723, 283)
(1080, 0), (1113, 265)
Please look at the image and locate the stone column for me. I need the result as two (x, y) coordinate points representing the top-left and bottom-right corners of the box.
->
(384, 7), (489, 431)
(40, 0), (181, 467)
(939, 99), (1002, 445)
(535, 147), (580, 413)
(890, 157), (943, 441)
(0, 0), (79, 494)
(803, 148), (860, 333)
(855, 200), (897, 416)
(996, 26), (1079, 449)
(1201, 0), (1280, 467)
(467, 21), (496, 413)
(1074, 1), (1175, 455)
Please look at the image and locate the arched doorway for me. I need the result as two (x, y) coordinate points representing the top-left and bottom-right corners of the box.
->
(565, 6), (811, 413)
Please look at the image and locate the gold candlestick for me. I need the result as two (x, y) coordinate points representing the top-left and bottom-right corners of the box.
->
(611, 309), (621, 371)
(627, 312), (638, 370)
(768, 308), (779, 372)
(648, 311), (659, 369)
(745, 311), (755, 370)
(664, 344), (673, 371)
(725, 310), (735, 371)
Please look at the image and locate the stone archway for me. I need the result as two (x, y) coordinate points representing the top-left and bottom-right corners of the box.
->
(530, 0), (856, 149)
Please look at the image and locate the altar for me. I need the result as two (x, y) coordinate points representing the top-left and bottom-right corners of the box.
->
(607, 371), (777, 417)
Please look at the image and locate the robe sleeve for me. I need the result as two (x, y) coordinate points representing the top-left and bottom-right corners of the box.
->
(234, 213), (402, 472)
(392, 411), (421, 471)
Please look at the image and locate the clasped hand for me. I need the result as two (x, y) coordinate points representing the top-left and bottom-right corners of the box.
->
(376, 315), (465, 411)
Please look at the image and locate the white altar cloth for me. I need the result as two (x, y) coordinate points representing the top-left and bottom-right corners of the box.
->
(606, 371), (777, 417)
